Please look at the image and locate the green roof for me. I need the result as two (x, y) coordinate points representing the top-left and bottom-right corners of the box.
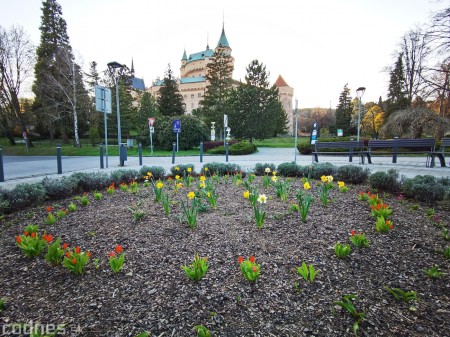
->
(217, 27), (230, 48)
(188, 49), (214, 63)
(180, 76), (205, 84)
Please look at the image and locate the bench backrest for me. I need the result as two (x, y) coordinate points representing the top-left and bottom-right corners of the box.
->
(315, 140), (364, 150)
(368, 138), (435, 150)
(439, 138), (450, 151)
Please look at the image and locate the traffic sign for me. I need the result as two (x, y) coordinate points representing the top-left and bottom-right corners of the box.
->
(173, 119), (181, 133)
(95, 85), (112, 114)
(23, 132), (27, 140)
(148, 118), (155, 127)
(150, 127), (154, 133)
(224, 114), (228, 128)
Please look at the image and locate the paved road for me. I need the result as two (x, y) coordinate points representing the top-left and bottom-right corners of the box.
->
(1, 148), (449, 190)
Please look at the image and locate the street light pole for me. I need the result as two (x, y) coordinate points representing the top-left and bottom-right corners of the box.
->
(356, 87), (366, 142)
(294, 99), (298, 162)
(107, 61), (125, 165)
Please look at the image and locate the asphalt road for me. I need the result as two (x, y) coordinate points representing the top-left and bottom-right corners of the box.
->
(1, 148), (449, 190)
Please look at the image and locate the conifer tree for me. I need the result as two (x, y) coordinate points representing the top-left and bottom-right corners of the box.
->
(335, 83), (354, 136)
(157, 64), (185, 116)
(199, 50), (234, 129)
(385, 53), (409, 118)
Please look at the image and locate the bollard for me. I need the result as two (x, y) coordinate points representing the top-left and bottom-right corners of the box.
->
(100, 145), (104, 169)
(0, 148), (4, 182)
(225, 142), (229, 162)
(138, 143), (143, 166)
(172, 142), (176, 164)
(200, 142), (203, 163)
(56, 145), (62, 174)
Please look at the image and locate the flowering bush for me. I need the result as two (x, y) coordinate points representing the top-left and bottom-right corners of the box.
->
(357, 191), (369, 201)
(181, 254), (209, 282)
(119, 182), (128, 192)
(93, 191), (103, 200)
(338, 181), (349, 193)
(370, 204), (393, 219)
(349, 231), (369, 248)
(45, 237), (66, 265)
(15, 231), (46, 258)
(152, 180), (164, 202)
(254, 194), (267, 228)
(238, 255), (261, 282)
(44, 206), (56, 225)
(62, 246), (91, 274)
(80, 194), (90, 206)
(375, 217), (394, 233)
(109, 245), (125, 273)
(181, 191), (199, 228)
(56, 208), (69, 218)
(106, 182), (116, 195)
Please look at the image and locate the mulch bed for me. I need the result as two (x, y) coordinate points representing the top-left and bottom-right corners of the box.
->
(0, 177), (449, 337)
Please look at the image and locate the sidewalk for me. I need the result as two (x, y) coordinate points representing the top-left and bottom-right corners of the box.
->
(1, 147), (449, 190)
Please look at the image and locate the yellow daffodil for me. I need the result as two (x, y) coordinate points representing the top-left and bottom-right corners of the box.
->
(321, 175), (327, 182)
(176, 182), (183, 189)
(265, 167), (271, 173)
(243, 190), (250, 199)
(257, 194), (268, 204)
(304, 182), (311, 190)
(271, 176), (278, 182)
(175, 167), (180, 171)
(187, 191), (195, 199)
(272, 171), (277, 176)
(199, 176), (206, 181)
(338, 181), (345, 187)
(156, 182), (164, 189)
(147, 172), (152, 177)
(207, 191), (211, 198)
(175, 175), (181, 180)
(187, 167), (192, 173)
(199, 182), (205, 188)
(204, 167), (209, 172)
(327, 175), (334, 183)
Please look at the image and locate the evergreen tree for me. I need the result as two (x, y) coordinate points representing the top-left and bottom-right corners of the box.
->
(228, 60), (284, 141)
(32, 0), (88, 145)
(157, 64), (185, 116)
(136, 91), (159, 145)
(199, 50), (234, 129)
(385, 53), (409, 118)
(335, 83), (354, 136)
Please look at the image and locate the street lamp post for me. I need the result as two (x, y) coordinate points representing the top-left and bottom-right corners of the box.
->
(107, 61), (125, 165)
(356, 87), (366, 142)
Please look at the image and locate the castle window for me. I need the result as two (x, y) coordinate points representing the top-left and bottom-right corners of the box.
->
(184, 95), (187, 99)
(198, 93), (202, 97)
(191, 94), (194, 99)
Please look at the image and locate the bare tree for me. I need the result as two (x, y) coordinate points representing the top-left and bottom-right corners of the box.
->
(400, 27), (431, 104)
(428, 6), (450, 59)
(0, 25), (35, 146)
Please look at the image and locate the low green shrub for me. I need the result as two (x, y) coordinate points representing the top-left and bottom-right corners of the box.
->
(277, 162), (301, 177)
(6, 183), (46, 211)
(308, 163), (336, 179)
(254, 163), (276, 175)
(207, 141), (257, 155)
(201, 162), (243, 176)
(369, 169), (402, 194)
(202, 140), (238, 151)
(71, 172), (112, 191)
(0, 188), (10, 214)
(42, 176), (79, 200)
(336, 165), (370, 184)
(297, 143), (313, 155)
(170, 164), (195, 176)
(139, 166), (166, 180)
(402, 175), (448, 203)
(110, 169), (140, 184)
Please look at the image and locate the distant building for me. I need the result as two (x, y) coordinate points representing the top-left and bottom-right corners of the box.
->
(149, 25), (295, 134)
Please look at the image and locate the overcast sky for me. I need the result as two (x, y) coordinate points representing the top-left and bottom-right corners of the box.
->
(0, 0), (447, 108)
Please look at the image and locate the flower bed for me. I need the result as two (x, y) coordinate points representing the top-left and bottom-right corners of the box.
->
(0, 173), (449, 337)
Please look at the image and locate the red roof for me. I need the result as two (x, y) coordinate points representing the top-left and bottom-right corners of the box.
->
(275, 75), (289, 87)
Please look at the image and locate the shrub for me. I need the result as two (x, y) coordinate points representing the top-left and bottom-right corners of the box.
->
(202, 140), (238, 152)
(207, 141), (257, 155)
(71, 172), (112, 191)
(277, 162), (301, 177)
(154, 115), (209, 151)
(254, 163), (276, 175)
(42, 176), (79, 200)
(402, 175), (448, 203)
(297, 165), (314, 178)
(170, 164), (195, 176)
(297, 142), (313, 155)
(139, 166), (166, 180)
(369, 169), (402, 194)
(309, 163), (336, 179)
(201, 162), (243, 176)
(0, 187), (10, 214)
(336, 165), (370, 184)
(6, 183), (46, 211)
(110, 169), (140, 184)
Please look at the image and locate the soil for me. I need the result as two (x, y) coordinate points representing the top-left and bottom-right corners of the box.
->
(0, 177), (449, 337)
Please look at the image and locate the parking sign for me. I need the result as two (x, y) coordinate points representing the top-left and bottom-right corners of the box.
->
(173, 119), (181, 133)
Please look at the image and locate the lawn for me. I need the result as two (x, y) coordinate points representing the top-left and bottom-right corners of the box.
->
(1, 173), (448, 336)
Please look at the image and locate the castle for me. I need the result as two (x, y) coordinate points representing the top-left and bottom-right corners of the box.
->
(148, 25), (295, 134)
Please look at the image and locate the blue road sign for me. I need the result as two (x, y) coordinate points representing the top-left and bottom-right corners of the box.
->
(173, 119), (181, 133)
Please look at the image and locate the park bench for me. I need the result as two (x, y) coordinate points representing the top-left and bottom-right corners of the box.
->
(363, 138), (438, 167)
(429, 138), (450, 167)
(312, 140), (365, 163)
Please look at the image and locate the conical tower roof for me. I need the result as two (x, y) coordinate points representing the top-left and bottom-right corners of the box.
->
(217, 26), (230, 48)
(182, 49), (187, 61)
(275, 75), (289, 87)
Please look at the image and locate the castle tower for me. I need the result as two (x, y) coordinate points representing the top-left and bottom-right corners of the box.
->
(275, 75), (294, 135)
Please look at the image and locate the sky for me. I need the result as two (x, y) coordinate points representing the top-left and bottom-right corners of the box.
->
(0, 0), (447, 108)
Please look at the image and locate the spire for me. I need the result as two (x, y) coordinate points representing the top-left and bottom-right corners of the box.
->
(206, 31), (209, 50)
(275, 75), (289, 87)
(182, 49), (187, 61)
(131, 57), (135, 77)
(217, 25), (230, 48)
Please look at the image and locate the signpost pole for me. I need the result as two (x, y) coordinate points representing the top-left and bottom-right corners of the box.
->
(176, 132), (179, 152)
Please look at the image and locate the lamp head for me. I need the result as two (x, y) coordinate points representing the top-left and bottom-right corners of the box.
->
(356, 87), (366, 98)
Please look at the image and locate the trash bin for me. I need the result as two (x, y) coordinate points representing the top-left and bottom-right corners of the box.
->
(119, 143), (128, 166)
